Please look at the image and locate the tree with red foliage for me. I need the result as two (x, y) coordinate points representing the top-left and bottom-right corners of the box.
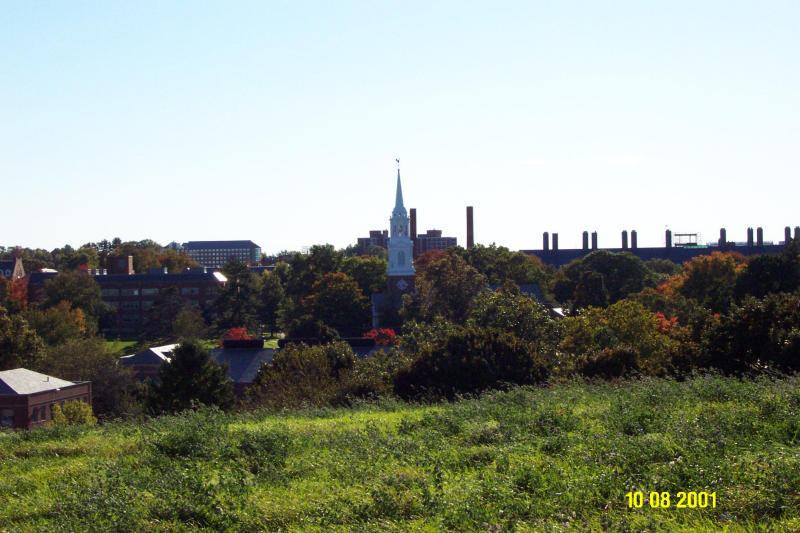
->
(363, 328), (398, 346)
(218, 326), (254, 346)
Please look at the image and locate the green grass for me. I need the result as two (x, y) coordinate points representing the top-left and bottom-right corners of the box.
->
(104, 340), (138, 354)
(2, 374), (799, 531)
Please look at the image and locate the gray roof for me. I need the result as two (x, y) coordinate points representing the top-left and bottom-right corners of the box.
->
(120, 344), (177, 366)
(210, 347), (274, 384)
(0, 368), (76, 395)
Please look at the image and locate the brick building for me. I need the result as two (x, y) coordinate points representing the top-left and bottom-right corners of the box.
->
(0, 369), (91, 430)
(356, 230), (389, 254)
(415, 229), (457, 255)
(27, 257), (228, 338)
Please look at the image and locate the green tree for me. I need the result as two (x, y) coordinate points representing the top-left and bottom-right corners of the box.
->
(0, 306), (45, 370)
(156, 249), (201, 273)
(467, 287), (563, 355)
(24, 301), (90, 346)
(283, 245), (343, 300)
(147, 340), (235, 414)
(173, 306), (208, 340)
(574, 271), (609, 309)
(213, 259), (260, 331)
(303, 272), (370, 337)
(44, 336), (139, 418)
(454, 243), (548, 286)
(258, 271), (285, 336)
(142, 287), (191, 339)
(406, 252), (487, 322)
(42, 272), (107, 326)
(669, 252), (746, 313)
(552, 251), (656, 307)
(734, 250), (800, 300)
(560, 299), (677, 375)
(340, 255), (388, 297)
(702, 292), (800, 374)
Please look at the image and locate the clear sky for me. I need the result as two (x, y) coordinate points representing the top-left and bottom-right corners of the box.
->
(3, 1), (798, 255)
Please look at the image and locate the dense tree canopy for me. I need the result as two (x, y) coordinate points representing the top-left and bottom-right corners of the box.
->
(552, 251), (657, 308)
(302, 272), (371, 337)
(405, 252), (488, 322)
(0, 306), (45, 370)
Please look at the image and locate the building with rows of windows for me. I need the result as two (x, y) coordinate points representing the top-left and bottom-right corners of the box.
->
(27, 256), (227, 338)
(181, 240), (262, 268)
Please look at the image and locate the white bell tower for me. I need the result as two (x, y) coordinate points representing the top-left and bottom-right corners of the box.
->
(387, 160), (415, 293)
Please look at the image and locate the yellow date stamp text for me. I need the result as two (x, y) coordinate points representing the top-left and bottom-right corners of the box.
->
(625, 491), (716, 509)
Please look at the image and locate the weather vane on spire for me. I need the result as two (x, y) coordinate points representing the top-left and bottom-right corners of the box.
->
(395, 157), (400, 169)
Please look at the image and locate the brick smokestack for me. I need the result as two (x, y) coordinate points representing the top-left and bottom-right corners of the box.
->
(466, 206), (474, 249)
(410, 208), (418, 259)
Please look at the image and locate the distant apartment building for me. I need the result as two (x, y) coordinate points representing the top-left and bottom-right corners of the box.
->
(182, 240), (261, 268)
(415, 229), (457, 255)
(356, 229), (456, 256)
(356, 230), (389, 254)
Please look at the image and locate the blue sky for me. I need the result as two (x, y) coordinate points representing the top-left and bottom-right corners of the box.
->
(3, 1), (798, 254)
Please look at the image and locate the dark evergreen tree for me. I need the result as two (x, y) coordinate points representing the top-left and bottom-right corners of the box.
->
(147, 340), (235, 413)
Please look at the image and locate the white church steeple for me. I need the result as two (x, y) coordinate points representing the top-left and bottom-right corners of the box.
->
(387, 160), (415, 278)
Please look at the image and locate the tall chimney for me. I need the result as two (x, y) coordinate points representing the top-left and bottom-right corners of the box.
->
(794, 226), (800, 241)
(410, 208), (418, 258)
(756, 227), (763, 247)
(747, 227), (754, 247)
(719, 228), (727, 247)
(466, 206), (474, 249)
(552, 233), (559, 251)
(543, 232), (550, 251)
(591, 232), (598, 250)
(582, 231), (589, 250)
(631, 230), (638, 249)
(666, 229), (672, 248)
(786, 226), (792, 244)
(621, 230), (628, 250)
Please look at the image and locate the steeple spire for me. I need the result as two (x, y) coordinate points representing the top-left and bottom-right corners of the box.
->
(393, 158), (406, 216)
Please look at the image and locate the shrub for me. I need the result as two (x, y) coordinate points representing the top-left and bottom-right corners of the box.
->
(247, 341), (356, 409)
(394, 325), (549, 400)
(702, 292), (800, 373)
(52, 400), (97, 426)
(560, 299), (678, 375)
(579, 345), (640, 379)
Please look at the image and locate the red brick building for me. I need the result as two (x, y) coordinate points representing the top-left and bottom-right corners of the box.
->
(0, 369), (91, 430)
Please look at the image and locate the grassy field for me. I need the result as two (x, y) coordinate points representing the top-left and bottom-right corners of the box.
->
(1, 374), (799, 531)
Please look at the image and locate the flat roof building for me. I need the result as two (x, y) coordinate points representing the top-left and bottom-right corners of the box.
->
(0, 369), (91, 430)
(182, 240), (261, 268)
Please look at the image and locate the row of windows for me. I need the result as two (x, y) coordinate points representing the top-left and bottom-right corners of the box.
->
(0, 398), (88, 427)
(191, 248), (253, 253)
(102, 287), (210, 297)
